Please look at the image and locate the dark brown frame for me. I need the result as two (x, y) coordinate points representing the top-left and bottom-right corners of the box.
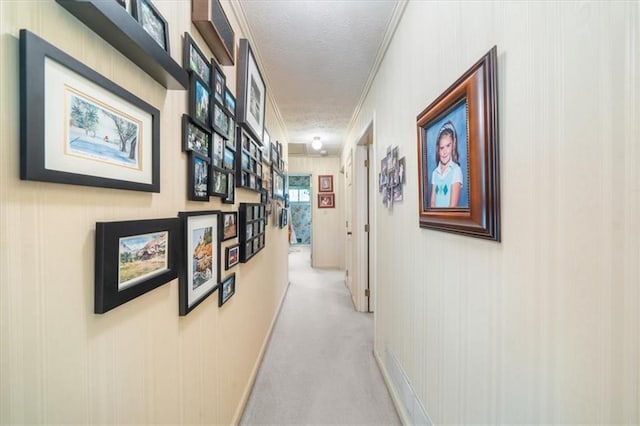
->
(318, 193), (335, 209)
(416, 46), (500, 241)
(220, 211), (238, 242)
(318, 175), (333, 192)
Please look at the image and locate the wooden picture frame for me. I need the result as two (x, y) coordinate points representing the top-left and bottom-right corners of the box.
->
(219, 273), (235, 307)
(318, 175), (333, 192)
(225, 244), (240, 269)
(178, 210), (220, 315)
(131, 0), (170, 53)
(182, 32), (210, 84)
(318, 193), (335, 209)
(20, 30), (160, 193)
(182, 114), (211, 157)
(188, 151), (210, 201)
(417, 46), (500, 241)
(220, 211), (238, 241)
(95, 218), (179, 313)
(236, 39), (266, 144)
(191, 0), (235, 66)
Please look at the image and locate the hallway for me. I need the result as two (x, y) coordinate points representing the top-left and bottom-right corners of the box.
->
(241, 247), (400, 425)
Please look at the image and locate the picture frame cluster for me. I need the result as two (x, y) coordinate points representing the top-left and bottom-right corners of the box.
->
(183, 32), (236, 203)
(379, 147), (406, 209)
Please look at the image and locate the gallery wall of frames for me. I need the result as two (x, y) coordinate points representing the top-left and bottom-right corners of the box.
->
(2, 1), (290, 424)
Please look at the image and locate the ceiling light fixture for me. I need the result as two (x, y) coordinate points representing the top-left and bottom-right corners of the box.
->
(311, 136), (322, 151)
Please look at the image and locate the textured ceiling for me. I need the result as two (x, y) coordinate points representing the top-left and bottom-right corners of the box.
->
(238, 0), (399, 155)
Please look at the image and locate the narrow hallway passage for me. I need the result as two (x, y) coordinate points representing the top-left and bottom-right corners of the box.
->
(241, 247), (400, 425)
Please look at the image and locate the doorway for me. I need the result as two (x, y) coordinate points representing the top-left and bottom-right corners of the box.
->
(288, 174), (312, 246)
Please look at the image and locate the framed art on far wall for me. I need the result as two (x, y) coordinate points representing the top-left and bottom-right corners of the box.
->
(318, 175), (333, 192)
(416, 46), (500, 241)
(20, 30), (160, 193)
(178, 210), (220, 315)
(236, 38), (265, 145)
(318, 193), (335, 209)
(95, 218), (179, 314)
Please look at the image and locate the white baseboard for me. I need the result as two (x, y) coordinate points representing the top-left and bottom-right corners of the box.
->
(374, 346), (433, 425)
(232, 280), (291, 424)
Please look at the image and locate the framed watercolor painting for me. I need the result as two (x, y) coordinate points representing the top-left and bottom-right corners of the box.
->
(95, 217), (179, 314)
(318, 175), (333, 192)
(219, 273), (235, 307)
(20, 30), (160, 192)
(178, 210), (220, 315)
(236, 39), (265, 144)
(417, 46), (500, 241)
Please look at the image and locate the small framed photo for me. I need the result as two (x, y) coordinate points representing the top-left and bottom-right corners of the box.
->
(318, 175), (333, 192)
(222, 172), (235, 205)
(189, 74), (211, 129)
(183, 32), (210, 83)
(188, 151), (210, 201)
(182, 114), (211, 157)
(318, 193), (335, 208)
(224, 88), (236, 118)
(226, 116), (236, 150)
(132, 0), (170, 53)
(178, 210), (220, 316)
(272, 167), (285, 199)
(220, 211), (238, 241)
(223, 146), (235, 170)
(95, 218), (179, 314)
(209, 166), (227, 197)
(212, 132), (225, 168)
(212, 103), (229, 136)
(212, 62), (226, 106)
(225, 244), (240, 269)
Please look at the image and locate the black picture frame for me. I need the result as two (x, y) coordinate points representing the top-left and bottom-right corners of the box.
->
(224, 88), (236, 118)
(225, 244), (240, 269)
(212, 131), (225, 168)
(236, 39), (266, 144)
(272, 166), (284, 200)
(209, 166), (228, 197)
(222, 171), (235, 204)
(178, 210), (220, 316)
(189, 73), (211, 129)
(212, 102), (229, 136)
(417, 46), (500, 241)
(20, 29), (160, 193)
(212, 61), (226, 106)
(182, 114), (211, 157)
(220, 211), (238, 242)
(95, 218), (179, 314)
(182, 32), (210, 84)
(188, 151), (210, 201)
(131, 0), (170, 54)
(219, 273), (235, 307)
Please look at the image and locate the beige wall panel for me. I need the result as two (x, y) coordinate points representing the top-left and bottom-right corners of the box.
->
(345, 1), (639, 424)
(288, 156), (344, 269)
(0, 1), (289, 424)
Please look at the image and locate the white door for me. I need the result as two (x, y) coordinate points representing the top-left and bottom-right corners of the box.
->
(345, 151), (355, 305)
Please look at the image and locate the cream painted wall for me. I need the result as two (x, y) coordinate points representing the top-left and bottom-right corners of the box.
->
(288, 156), (345, 270)
(344, 1), (640, 424)
(0, 1), (289, 424)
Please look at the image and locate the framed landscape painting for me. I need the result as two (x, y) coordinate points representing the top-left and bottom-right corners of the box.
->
(417, 46), (500, 241)
(95, 218), (179, 314)
(20, 30), (160, 192)
(178, 210), (220, 315)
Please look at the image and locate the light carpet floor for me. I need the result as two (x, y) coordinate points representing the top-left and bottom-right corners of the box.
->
(240, 247), (400, 425)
